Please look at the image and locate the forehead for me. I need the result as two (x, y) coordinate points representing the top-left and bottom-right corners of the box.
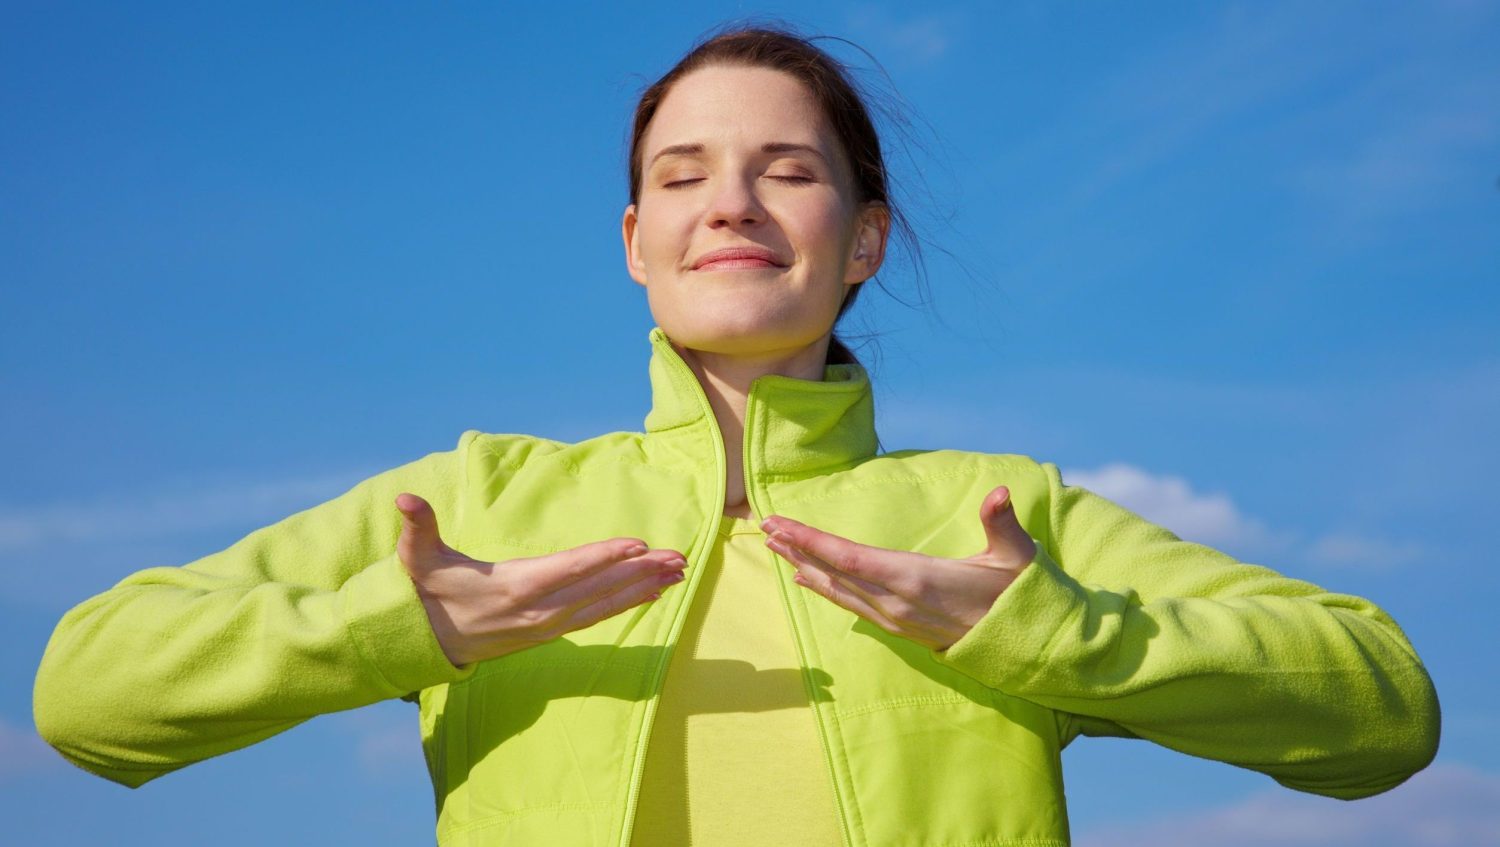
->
(644, 65), (835, 158)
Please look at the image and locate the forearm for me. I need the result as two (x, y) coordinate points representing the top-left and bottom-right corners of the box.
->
(935, 460), (1440, 799)
(32, 552), (469, 787)
(938, 544), (1439, 798)
(31, 432), (480, 787)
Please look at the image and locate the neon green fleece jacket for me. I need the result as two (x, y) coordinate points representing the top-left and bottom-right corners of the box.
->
(34, 327), (1440, 847)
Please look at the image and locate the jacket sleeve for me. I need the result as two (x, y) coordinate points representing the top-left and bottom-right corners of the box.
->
(932, 460), (1440, 800)
(31, 431), (483, 788)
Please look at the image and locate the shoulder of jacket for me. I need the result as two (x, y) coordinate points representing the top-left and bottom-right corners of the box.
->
(457, 428), (651, 471)
(866, 448), (1060, 526)
(873, 446), (1051, 478)
(458, 429), (569, 470)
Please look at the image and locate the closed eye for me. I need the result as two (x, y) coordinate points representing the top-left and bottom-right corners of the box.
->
(663, 175), (813, 189)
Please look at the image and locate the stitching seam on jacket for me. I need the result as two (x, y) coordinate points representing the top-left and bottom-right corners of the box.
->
(835, 692), (976, 719)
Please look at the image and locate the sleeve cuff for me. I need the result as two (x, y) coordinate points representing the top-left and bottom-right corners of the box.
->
(929, 540), (1089, 692)
(339, 552), (478, 696)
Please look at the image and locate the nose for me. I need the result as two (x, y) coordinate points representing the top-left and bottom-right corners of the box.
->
(705, 175), (766, 229)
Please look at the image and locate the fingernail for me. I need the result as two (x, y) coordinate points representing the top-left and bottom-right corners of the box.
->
(626, 544), (648, 557)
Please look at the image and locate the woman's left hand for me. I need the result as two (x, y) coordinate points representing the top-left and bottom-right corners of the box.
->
(761, 485), (1038, 653)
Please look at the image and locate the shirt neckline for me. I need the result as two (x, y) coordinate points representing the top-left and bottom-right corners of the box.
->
(718, 513), (766, 538)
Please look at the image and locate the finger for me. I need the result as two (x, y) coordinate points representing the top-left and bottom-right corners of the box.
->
(767, 532), (890, 605)
(395, 493), (448, 553)
(565, 561), (687, 629)
(778, 542), (899, 630)
(778, 546), (952, 647)
(548, 551), (687, 614)
(761, 519), (926, 596)
(530, 537), (656, 592)
(979, 485), (1036, 565)
(768, 534), (951, 643)
(765, 528), (946, 633)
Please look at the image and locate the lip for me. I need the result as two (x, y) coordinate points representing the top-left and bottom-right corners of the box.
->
(691, 245), (787, 270)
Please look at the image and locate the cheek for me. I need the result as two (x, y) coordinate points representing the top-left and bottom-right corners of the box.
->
(638, 209), (694, 263)
(786, 200), (853, 254)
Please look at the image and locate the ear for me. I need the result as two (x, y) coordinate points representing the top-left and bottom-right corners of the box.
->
(622, 203), (648, 286)
(844, 202), (890, 286)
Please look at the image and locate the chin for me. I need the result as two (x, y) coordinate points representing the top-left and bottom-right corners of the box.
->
(663, 321), (825, 358)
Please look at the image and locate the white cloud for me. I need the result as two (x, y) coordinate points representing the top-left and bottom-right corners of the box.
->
(1074, 761), (1500, 847)
(1059, 461), (1422, 572)
(0, 716), (65, 782)
(1061, 462), (1273, 549)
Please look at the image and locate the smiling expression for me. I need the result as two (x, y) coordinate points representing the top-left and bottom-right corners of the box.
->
(622, 64), (888, 361)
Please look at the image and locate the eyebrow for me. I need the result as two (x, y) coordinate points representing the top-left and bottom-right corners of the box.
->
(648, 141), (829, 168)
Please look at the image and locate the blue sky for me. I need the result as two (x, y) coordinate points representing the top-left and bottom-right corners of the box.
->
(3, 1), (1497, 843)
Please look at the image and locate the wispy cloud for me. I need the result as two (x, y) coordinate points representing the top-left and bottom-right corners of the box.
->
(980, 2), (1500, 283)
(0, 716), (64, 783)
(324, 700), (424, 781)
(0, 468), (381, 552)
(1074, 761), (1500, 846)
(1305, 532), (1427, 570)
(840, 5), (962, 67)
(0, 465), (390, 610)
(1286, 62), (1500, 249)
(1444, 709), (1500, 741)
(877, 393), (1065, 456)
(982, 4), (1360, 246)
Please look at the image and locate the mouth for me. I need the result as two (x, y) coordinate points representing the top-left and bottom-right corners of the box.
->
(694, 257), (783, 271)
(691, 245), (787, 271)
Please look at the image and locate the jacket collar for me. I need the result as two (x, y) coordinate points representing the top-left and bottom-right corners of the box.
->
(641, 326), (877, 477)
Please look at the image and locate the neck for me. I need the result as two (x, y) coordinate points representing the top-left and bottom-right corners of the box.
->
(670, 336), (831, 515)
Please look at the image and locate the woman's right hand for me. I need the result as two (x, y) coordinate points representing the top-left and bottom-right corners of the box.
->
(392, 493), (688, 668)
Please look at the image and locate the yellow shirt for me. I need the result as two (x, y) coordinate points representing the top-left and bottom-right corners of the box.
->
(630, 513), (843, 846)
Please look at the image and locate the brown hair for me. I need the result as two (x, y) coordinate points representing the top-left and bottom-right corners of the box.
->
(626, 21), (923, 374)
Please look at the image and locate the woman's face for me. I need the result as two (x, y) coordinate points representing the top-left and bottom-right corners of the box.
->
(622, 64), (888, 363)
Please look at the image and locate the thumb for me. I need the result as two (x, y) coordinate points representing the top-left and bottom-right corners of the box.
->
(395, 492), (452, 562)
(979, 486), (1034, 564)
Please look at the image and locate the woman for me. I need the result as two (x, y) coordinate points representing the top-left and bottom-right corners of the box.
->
(34, 24), (1439, 847)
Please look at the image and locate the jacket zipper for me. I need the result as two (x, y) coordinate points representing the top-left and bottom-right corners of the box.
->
(743, 380), (857, 847)
(616, 355), (729, 847)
